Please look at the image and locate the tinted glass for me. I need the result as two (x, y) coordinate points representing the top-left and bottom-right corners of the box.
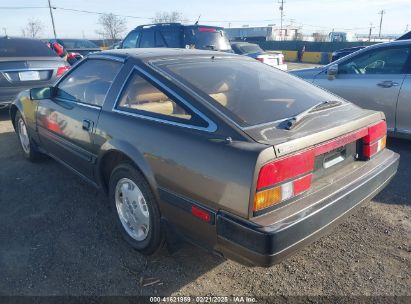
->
(0, 38), (57, 57)
(158, 58), (344, 127)
(139, 31), (155, 48)
(239, 44), (263, 54)
(339, 47), (411, 75)
(155, 31), (166, 47)
(57, 59), (122, 106)
(123, 31), (139, 48)
(184, 27), (232, 51)
(160, 30), (182, 47)
(60, 39), (98, 48)
(117, 72), (192, 120)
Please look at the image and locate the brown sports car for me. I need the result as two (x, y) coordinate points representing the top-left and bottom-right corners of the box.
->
(10, 49), (399, 267)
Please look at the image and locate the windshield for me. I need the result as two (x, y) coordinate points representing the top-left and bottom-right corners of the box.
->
(0, 38), (57, 57)
(157, 58), (343, 127)
(185, 27), (232, 51)
(239, 44), (263, 54)
(60, 39), (98, 49)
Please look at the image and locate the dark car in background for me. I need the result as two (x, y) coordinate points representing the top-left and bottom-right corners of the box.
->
(10, 48), (398, 266)
(48, 38), (100, 56)
(119, 23), (232, 52)
(0, 36), (69, 108)
(231, 42), (287, 70)
(331, 31), (411, 61)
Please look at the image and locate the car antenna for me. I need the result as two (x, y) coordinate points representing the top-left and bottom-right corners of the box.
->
(195, 15), (201, 25)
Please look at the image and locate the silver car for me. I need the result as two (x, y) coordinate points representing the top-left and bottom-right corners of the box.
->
(291, 40), (411, 139)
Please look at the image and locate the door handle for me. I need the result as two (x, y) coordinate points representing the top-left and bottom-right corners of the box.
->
(377, 81), (400, 88)
(82, 119), (93, 131)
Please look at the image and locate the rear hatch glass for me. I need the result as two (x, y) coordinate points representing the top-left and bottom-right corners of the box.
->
(156, 57), (344, 127)
(0, 38), (57, 57)
(184, 26), (232, 52)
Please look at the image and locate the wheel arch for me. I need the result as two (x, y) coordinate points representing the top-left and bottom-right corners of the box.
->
(97, 140), (159, 199)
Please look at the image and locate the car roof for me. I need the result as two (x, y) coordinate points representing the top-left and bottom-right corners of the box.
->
(90, 48), (239, 61)
(134, 23), (224, 30)
(231, 42), (257, 46)
(0, 36), (43, 43)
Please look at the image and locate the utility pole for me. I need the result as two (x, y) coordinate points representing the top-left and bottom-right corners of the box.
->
(368, 23), (373, 41)
(405, 24), (409, 33)
(47, 0), (57, 39)
(378, 10), (385, 38)
(2, 28), (6, 36)
(278, 0), (285, 41)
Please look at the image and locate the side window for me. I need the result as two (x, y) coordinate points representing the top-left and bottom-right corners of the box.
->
(117, 71), (192, 120)
(122, 31), (139, 49)
(160, 30), (182, 48)
(56, 59), (122, 106)
(155, 31), (166, 47)
(339, 47), (411, 75)
(139, 31), (155, 48)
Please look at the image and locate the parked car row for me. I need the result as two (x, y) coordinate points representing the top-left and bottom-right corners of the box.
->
(10, 48), (398, 266)
(291, 39), (411, 139)
(1, 22), (406, 267)
(0, 36), (70, 109)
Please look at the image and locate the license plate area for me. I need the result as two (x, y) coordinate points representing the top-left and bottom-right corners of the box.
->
(313, 141), (358, 179)
(19, 71), (40, 81)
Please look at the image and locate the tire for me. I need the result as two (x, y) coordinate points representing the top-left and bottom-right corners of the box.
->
(15, 112), (41, 161)
(109, 162), (163, 255)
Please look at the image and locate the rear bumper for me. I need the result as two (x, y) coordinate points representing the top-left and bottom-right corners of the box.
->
(215, 149), (399, 267)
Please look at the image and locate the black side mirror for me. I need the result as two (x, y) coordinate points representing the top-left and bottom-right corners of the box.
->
(30, 87), (54, 100)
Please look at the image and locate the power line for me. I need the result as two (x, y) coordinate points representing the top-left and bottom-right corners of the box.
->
(0, 5), (374, 32)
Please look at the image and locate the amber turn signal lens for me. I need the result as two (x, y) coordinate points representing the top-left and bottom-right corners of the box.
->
(253, 186), (282, 211)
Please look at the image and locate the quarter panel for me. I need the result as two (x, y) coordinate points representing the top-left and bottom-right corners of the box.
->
(95, 110), (267, 218)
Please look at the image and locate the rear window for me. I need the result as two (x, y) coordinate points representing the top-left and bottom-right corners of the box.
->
(0, 38), (57, 57)
(184, 27), (232, 51)
(157, 58), (344, 127)
(238, 44), (263, 54)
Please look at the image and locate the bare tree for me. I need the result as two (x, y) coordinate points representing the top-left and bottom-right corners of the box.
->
(96, 13), (127, 41)
(22, 19), (43, 38)
(152, 11), (187, 23)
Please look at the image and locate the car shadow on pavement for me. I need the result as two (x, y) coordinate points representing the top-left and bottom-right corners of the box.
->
(373, 137), (411, 206)
(0, 128), (225, 296)
(0, 108), (10, 122)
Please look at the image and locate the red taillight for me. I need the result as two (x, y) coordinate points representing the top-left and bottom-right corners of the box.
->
(363, 121), (387, 159)
(56, 65), (70, 78)
(191, 206), (211, 222)
(198, 27), (217, 32)
(256, 56), (265, 63)
(257, 149), (315, 190)
(364, 121), (387, 144)
(67, 52), (82, 59)
(254, 149), (315, 212)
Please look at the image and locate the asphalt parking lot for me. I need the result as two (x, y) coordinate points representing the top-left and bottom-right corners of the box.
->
(0, 82), (410, 296)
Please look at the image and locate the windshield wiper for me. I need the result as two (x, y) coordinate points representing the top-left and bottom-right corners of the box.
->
(285, 100), (342, 130)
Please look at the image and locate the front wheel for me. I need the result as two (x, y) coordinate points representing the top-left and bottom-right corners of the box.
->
(15, 112), (41, 161)
(109, 163), (163, 255)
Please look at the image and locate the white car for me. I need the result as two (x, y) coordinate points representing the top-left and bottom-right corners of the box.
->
(231, 42), (287, 71)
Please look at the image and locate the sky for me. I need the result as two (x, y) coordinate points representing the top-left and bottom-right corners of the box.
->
(0, 0), (410, 39)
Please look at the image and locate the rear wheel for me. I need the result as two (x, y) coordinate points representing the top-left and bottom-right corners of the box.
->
(109, 163), (163, 255)
(15, 112), (40, 161)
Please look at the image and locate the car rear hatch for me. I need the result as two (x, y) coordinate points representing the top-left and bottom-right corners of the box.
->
(246, 104), (388, 215)
(184, 26), (232, 52)
(255, 53), (284, 66)
(0, 57), (63, 102)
